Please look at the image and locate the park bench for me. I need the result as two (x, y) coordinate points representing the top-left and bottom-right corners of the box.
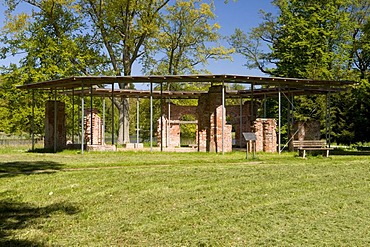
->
(293, 140), (333, 158)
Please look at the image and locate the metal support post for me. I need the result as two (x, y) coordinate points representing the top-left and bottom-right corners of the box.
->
(111, 83), (114, 145)
(326, 91), (331, 147)
(103, 96), (106, 145)
(278, 86), (281, 154)
(251, 83), (254, 122)
(72, 88), (75, 144)
(90, 86), (93, 145)
(160, 83), (163, 152)
(54, 88), (57, 153)
(81, 84), (85, 154)
(168, 99), (171, 148)
(240, 97), (243, 147)
(150, 82), (153, 152)
(222, 80), (225, 154)
(31, 90), (35, 151)
(263, 94), (267, 118)
(136, 98), (140, 146)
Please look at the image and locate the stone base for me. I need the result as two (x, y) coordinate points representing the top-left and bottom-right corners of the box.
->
(134, 143), (144, 149)
(123, 143), (135, 149)
(86, 144), (117, 151)
(121, 143), (144, 149)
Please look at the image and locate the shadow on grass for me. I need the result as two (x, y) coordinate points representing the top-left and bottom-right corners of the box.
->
(0, 161), (64, 178)
(0, 196), (79, 246)
(27, 144), (87, 154)
(27, 148), (62, 153)
(331, 149), (370, 156)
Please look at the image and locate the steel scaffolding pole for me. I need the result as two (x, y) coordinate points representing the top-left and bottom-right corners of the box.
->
(81, 84), (84, 154)
(102, 96), (106, 145)
(136, 97), (140, 146)
(72, 88), (75, 144)
(31, 90), (35, 151)
(111, 83), (114, 145)
(278, 86), (281, 154)
(160, 83), (163, 152)
(54, 89), (57, 153)
(222, 81), (225, 154)
(150, 82), (153, 152)
(90, 85), (93, 145)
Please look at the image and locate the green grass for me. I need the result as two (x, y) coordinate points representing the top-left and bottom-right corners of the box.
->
(0, 147), (370, 246)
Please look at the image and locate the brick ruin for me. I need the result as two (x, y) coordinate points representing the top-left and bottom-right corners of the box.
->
(157, 104), (198, 148)
(156, 85), (278, 153)
(84, 108), (103, 145)
(44, 100), (66, 150)
(44, 87), (278, 153)
(253, 118), (277, 152)
(197, 86), (232, 152)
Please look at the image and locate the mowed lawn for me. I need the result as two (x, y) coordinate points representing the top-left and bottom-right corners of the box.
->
(0, 148), (369, 246)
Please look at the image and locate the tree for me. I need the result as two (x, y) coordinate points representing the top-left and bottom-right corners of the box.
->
(229, 0), (370, 144)
(80, 0), (170, 143)
(350, 0), (370, 80)
(1, 0), (170, 143)
(143, 0), (233, 82)
(0, 0), (103, 136)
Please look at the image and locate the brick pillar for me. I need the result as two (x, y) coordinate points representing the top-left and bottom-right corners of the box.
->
(197, 85), (232, 152)
(156, 116), (168, 147)
(253, 118), (277, 152)
(254, 120), (264, 152)
(84, 108), (103, 145)
(45, 100), (66, 150)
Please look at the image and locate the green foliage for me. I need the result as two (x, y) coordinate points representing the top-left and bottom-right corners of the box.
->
(271, 0), (353, 79)
(230, 0), (370, 144)
(180, 114), (197, 142)
(331, 80), (370, 144)
(143, 0), (233, 79)
(0, 66), (48, 136)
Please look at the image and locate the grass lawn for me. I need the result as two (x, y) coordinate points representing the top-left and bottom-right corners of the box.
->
(0, 147), (369, 246)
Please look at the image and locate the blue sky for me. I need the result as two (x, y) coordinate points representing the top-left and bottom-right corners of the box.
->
(205, 0), (277, 76)
(0, 0), (277, 76)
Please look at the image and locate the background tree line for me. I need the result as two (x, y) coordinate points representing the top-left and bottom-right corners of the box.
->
(229, 0), (370, 145)
(0, 0), (231, 143)
(1, 0), (369, 145)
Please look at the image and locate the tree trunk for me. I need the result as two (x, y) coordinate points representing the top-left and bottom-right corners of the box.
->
(117, 97), (130, 144)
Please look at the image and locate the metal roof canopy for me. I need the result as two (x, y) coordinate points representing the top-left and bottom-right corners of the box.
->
(62, 87), (346, 99)
(18, 74), (354, 154)
(17, 74), (353, 90)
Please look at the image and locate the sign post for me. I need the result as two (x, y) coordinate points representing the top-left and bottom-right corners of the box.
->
(242, 132), (257, 159)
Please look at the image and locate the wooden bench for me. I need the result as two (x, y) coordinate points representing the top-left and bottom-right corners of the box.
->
(292, 140), (333, 158)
